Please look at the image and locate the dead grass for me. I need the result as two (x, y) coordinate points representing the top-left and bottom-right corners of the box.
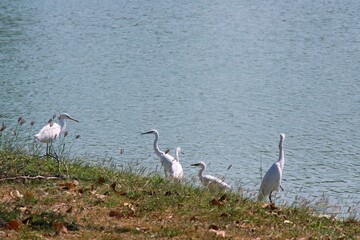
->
(0, 148), (359, 239)
(1, 119), (359, 239)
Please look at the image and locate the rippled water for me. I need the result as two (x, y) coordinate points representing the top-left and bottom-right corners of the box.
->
(1, 0), (360, 217)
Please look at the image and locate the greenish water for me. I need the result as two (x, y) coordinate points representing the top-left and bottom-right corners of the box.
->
(1, 0), (359, 217)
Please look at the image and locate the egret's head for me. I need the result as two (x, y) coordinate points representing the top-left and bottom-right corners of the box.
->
(279, 134), (285, 148)
(280, 133), (285, 141)
(191, 161), (206, 169)
(141, 129), (158, 135)
(175, 147), (184, 155)
(59, 113), (79, 122)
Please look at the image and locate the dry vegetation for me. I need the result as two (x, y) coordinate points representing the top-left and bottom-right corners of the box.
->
(0, 120), (359, 239)
(0, 152), (359, 239)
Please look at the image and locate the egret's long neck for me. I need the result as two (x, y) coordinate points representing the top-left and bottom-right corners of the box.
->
(198, 165), (205, 178)
(278, 140), (285, 170)
(175, 150), (179, 161)
(153, 133), (162, 158)
(59, 118), (66, 133)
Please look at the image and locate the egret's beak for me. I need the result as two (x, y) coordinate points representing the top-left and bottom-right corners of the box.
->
(141, 131), (153, 135)
(69, 117), (79, 123)
(191, 163), (200, 167)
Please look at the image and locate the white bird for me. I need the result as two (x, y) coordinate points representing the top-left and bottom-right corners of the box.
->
(171, 147), (184, 179)
(141, 129), (183, 180)
(258, 133), (286, 203)
(191, 161), (231, 191)
(174, 147), (183, 162)
(34, 113), (79, 155)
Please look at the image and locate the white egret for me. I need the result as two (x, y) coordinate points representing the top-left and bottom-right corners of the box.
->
(191, 161), (231, 191)
(174, 147), (183, 162)
(34, 113), (79, 155)
(171, 147), (184, 179)
(141, 129), (183, 180)
(258, 133), (286, 203)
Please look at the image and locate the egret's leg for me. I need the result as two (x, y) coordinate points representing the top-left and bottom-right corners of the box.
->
(269, 191), (273, 203)
(280, 185), (284, 191)
(53, 152), (61, 177)
(57, 159), (61, 176)
(46, 143), (49, 156)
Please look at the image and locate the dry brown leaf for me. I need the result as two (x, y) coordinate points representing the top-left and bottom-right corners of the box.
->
(218, 194), (228, 202)
(59, 182), (76, 191)
(190, 216), (198, 222)
(210, 194), (228, 206)
(262, 202), (278, 210)
(164, 191), (179, 196)
(54, 222), (68, 235)
(61, 225), (68, 234)
(72, 180), (79, 186)
(124, 202), (136, 213)
(110, 182), (117, 192)
(15, 190), (23, 198)
(209, 224), (219, 230)
(95, 194), (107, 200)
(54, 222), (63, 234)
(24, 191), (36, 202)
(221, 212), (231, 218)
(10, 190), (23, 199)
(19, 206), (28, 214)
(6, 220), (20, 231)
(66, 206), (73, 213)
(110, 182), (127, 195)
(209, 199), (224, 206)
(109, 210), (123, 218)
(209, 228), (226, 238)
(51, 203), (68, 213)
(117, 191), (127, 196)
(97, 176), (106, 184)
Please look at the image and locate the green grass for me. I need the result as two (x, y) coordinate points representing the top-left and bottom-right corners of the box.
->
(0, 127), (359, 239)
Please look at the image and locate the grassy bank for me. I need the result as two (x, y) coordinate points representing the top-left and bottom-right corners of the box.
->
(0, 148), (359, 239)
(0, 120), (359, 239)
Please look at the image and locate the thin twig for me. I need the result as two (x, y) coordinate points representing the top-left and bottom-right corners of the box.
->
(0, 175), (61, 182)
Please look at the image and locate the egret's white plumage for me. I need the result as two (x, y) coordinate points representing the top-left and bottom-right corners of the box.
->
(174, 147), (182, 162)
(191, 161), (231, 191)
(34, 113), (79, 155)
(258, 133), (286, 203)
(141, 129), (183, 180)
(170, 147), (184, 179)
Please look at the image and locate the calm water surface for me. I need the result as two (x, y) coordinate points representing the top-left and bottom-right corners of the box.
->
(1, 0), (360, 217)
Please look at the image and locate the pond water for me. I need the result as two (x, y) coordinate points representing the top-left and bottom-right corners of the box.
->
(1, 0), (359, 217)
